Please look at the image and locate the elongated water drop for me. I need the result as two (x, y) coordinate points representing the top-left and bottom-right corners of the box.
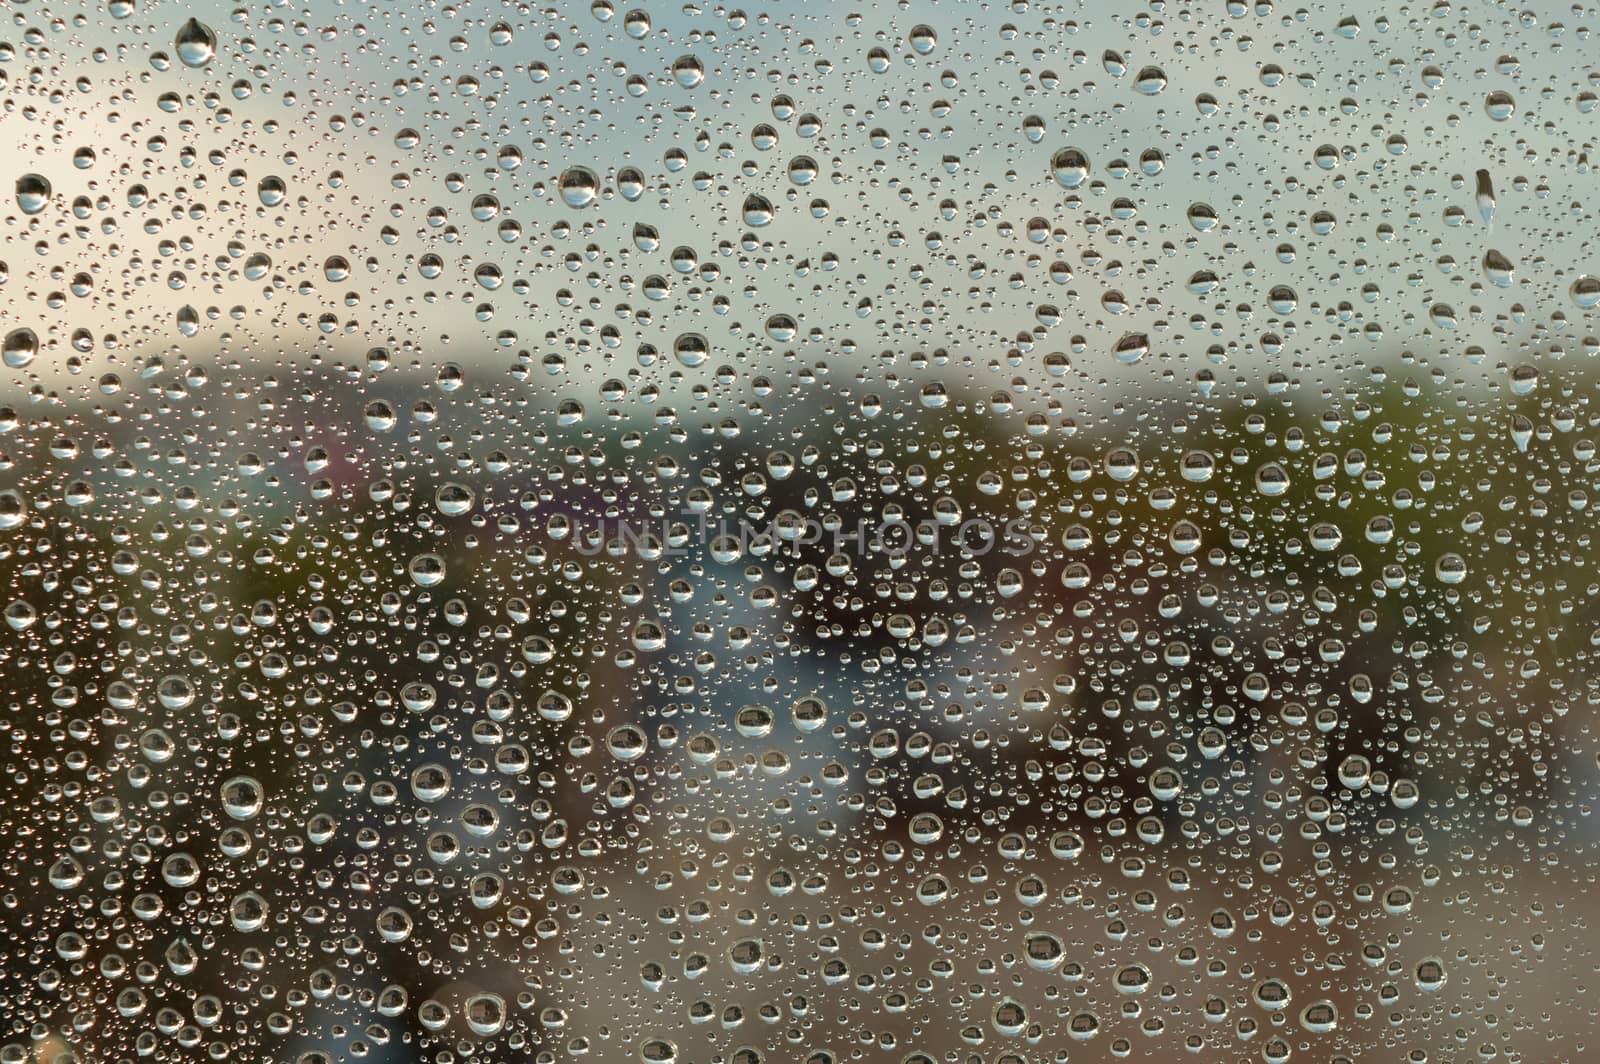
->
(174, 18), (217, 68)
(1475, 168), (1496, 225)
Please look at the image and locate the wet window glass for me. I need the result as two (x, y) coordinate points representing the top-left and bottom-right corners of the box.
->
(0, 1), (1596, 1062)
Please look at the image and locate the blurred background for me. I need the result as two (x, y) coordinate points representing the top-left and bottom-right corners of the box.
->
(0, 0), (1598, 1061)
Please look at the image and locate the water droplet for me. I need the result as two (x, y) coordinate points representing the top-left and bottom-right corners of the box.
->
(174, 18), (217, 68)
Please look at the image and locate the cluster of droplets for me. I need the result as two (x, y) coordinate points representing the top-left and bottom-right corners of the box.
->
(0, 0), (1599, 1062)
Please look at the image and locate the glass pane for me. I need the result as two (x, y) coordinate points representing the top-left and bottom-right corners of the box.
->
(0, 0), (1594, 1060)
